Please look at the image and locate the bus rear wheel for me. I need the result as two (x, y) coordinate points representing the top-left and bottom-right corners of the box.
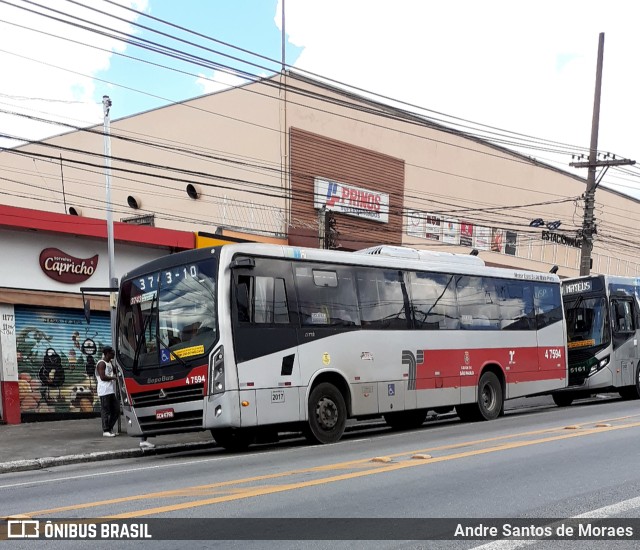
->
(211, 428), (255, 452)
(304, 382), (347, 444)
(552, 393), (574, 407)
(457, 371), (503, 422)
(383, 410), (427, 430)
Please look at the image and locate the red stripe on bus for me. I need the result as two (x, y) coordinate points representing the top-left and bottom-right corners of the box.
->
(413, 346), (565, 390)
(123, 363), (208, 393)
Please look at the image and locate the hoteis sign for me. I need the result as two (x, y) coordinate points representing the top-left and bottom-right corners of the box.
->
(39, 248), (98, 284)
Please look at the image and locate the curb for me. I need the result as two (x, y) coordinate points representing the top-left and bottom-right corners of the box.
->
(0, 441), (218, 475)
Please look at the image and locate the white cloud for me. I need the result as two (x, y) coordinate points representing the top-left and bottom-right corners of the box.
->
(277, 0), (640, 192)
(195, 70), (251, 95)
(0, 0), (147, 148)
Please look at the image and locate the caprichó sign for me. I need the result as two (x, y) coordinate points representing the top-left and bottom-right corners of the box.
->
(39, 248), (98, 284)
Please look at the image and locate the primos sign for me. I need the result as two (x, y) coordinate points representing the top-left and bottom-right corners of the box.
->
(541, 230), (581, 248)
(314, 177), (389, 223)
(39, 248), (98, 284)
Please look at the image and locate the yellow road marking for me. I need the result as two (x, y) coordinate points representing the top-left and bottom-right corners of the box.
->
(13, 421), (594, 517)
(104, 421), (640, 518)
(10, 419), (640, 520)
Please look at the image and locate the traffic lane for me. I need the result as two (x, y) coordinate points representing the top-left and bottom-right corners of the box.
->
(4, 408), (640, 521)
(0, 396), (635, 518)
(4, 405), (640, 550)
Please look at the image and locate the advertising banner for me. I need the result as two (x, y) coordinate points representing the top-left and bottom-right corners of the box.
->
(460, 222), (474, 247)
(314, 177), (389, 223)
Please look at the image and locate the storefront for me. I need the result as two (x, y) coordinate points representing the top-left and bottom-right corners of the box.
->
(0, 205), (194, 423)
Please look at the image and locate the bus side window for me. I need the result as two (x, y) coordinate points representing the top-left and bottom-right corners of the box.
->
(612, 300), (634, 333)
(273, 278), (290, 324)
(456, 276), (499, 330)
(296, 266), (360, 327)
(534, 283), (563, 329)
(496, 281), (534, 330)
(356, 268), (409, 330)
(236, 276), (251, 323)
(408, 272), (457, 330)
(237, 275), (291, 325)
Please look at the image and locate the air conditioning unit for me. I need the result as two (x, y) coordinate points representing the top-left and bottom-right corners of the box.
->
(354, 245), (485, 266)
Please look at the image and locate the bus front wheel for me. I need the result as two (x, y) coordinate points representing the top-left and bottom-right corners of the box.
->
(552, 393), (574, 407)
(304, 382), (347, 444)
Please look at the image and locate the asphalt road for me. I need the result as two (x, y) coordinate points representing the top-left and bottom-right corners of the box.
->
(2, 394), (640, 549)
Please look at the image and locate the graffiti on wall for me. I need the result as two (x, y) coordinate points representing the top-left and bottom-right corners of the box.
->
(16, 308), (111, 415)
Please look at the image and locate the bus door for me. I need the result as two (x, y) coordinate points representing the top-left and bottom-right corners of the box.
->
(610, 296), (638, 387)
(532, 282), (565, 392)
(231, 257), (301, 426)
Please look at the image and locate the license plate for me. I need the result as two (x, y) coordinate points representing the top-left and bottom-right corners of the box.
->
(156, 408), (174, 420)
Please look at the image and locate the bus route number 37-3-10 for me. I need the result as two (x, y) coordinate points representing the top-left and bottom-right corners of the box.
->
(544, 348), (562, 360)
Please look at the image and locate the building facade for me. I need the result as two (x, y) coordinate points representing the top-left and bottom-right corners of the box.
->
(1, 72), (638, 279)
(0, 205), (194, 423)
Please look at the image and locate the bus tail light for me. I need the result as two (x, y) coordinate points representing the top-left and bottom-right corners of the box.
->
(211, 346), (225, 395)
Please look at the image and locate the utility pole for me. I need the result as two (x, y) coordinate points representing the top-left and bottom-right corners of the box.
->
(325, 210), (339, 249)
(103, 95), (121, 433)
(102, 96), (117, 339)
(570, 33), (635, 275)
(318, 205), (326, 249)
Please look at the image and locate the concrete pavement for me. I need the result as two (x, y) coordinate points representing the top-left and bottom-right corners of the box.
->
(0, 395), (566, 475)
(0, 416), (216, 474)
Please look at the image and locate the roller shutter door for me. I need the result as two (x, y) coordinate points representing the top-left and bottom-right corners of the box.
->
(15, 306), (111, 418)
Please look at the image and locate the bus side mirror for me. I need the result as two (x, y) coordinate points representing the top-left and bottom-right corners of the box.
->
(230, 257), (255, 269)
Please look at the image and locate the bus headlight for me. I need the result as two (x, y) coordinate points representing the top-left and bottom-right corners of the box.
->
(210, 346), (225, 395)
(589, 355), (610, 376)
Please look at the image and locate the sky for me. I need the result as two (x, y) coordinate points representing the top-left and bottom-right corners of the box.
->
(0, 0), (639, 196)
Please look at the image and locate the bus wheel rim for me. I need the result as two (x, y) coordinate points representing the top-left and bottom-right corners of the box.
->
(481, 384), (494, 410)
(316, 397), (338, 429)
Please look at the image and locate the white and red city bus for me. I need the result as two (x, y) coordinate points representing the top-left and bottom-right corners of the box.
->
(115, 243), (567, 450)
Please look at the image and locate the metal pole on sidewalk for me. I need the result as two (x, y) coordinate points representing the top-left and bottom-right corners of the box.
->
(103, 95), (121, 433)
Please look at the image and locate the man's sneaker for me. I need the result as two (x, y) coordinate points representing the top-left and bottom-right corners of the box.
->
(103, 432), (116, 437)
(139, 440), (155, 449)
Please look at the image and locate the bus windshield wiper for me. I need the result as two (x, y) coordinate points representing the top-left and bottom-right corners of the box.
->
(567, 295), (584, 312)
(132, 293), (157, 374)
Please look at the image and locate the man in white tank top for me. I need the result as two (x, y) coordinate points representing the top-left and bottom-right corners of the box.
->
(96, 346), (118, 437)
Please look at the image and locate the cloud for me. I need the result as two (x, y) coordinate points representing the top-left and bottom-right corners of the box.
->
(195, 70), (252, 95)
(0, 0), (148, 148)
(278, 0), (640, 190)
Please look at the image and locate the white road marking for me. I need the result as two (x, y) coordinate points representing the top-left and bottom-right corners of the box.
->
(470, 496), (640, 550)
(0, 455), (234, 490)
(0, 437), (368, 492)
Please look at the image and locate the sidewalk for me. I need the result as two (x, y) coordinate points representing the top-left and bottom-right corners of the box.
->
(0, 416), (216, 474)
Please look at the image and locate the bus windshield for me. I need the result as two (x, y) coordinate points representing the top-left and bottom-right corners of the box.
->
(564, 295), (610, 349)
(117, 258), (218, 371)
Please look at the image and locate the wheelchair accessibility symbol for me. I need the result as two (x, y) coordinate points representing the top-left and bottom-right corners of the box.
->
(388, 383), (395, 396)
